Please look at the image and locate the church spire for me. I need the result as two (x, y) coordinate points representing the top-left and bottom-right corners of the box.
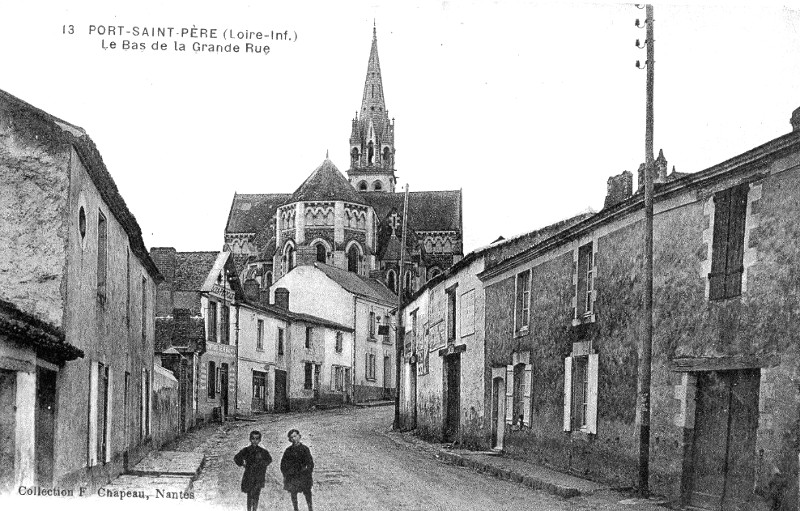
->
(348, 25), (396, 193)
(361, 24), (386, 117)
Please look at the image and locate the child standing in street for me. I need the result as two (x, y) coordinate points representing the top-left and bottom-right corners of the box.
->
(234, 430), (273, 511)
(280, 429), (314, 511)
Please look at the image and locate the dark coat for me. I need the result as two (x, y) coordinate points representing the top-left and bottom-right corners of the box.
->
(233, 444), (272, 493)
(280, 443), (314, 493)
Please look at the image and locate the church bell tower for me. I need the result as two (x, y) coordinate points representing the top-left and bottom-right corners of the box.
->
(348, 25), (396, 193)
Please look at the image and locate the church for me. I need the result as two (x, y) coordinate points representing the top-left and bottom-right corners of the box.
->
(224, 27), (464, 298)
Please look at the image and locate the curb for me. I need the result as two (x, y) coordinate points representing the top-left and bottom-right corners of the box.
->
(436, 450), (581, 499)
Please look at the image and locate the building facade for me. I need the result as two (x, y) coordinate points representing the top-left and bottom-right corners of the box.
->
(0, 89), (162, 492)
(479, 109), (800, 509)
(272, 263), (395, 402)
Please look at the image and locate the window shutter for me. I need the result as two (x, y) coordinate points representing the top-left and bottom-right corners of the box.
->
(563, 357), (572, 432)
(505, 365), (514, 425)
(724, 184), (748, 297)
(709, 189), (731, 299)
(586, 354), (599, 434)
(522, 363), (532, 427)
(365, 353), (369, 379)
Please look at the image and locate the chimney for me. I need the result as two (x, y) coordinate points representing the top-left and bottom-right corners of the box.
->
(604, 170), (633, 209)
(259, 289), (271, 307)
(243, 279), (260, 303)
(275, 287), (290, 310)
(636, 149), (668, 191)
(792, 106), (800, 132)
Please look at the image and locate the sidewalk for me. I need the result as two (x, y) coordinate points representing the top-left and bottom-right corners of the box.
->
(385, 429), (669, 509)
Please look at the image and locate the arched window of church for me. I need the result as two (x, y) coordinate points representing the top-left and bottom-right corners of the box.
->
(387, 270), (397, 293)
(368, 142), (374, 164)
(265, 272), (273, 290)
(316, 243), (327, 263)
(351, 147), (359, 164)
(373, 181), (382, 192)
(284, 244), (295, 272)
(358, 181), (367, 191)
(347, 244), (361, 273)
(383, 147), (390, 165)
(405, 271), (414, 293)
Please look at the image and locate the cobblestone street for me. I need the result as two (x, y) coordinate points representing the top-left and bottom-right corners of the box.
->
(169, 406), (666, 511)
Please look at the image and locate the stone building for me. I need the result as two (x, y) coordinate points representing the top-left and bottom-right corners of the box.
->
(151, 248), (240, 423)
(398, 214), (590, 444)
(478, 107), (800, 509)
(0, 89), (162, 492)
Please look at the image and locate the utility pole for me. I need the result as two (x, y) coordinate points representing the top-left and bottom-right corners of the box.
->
(635, 4), (655, 498)
(393, 184), (410, 430)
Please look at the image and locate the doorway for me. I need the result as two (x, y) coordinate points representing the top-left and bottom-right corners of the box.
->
(491, 376), (506, 450)
(443, 354), (461, 443)
(35, 367), (56, 486)
(274, 370), (288, 412)
(220, 363), (229, 418)
(687, 369), (759, 510)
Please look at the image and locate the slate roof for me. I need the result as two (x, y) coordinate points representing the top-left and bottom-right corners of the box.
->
(173, 252), (219, 291)
(226, 193), (291, 234)
(241, 300), (354, 333)
(155, 313), (206, 353)
(0, 299), (83, 363)
(0, 89), (162, 283)
(288, 159), (365, 205)
(362, 190), (462, 232)
(313, 263), (397, 304)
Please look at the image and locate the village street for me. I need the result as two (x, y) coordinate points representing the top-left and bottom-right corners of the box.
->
(169, 406), (665, 511)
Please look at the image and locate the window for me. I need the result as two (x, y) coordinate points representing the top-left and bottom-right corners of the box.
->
(335, 331), (343, 353)
(208, 361), (216, 398)
(97, 211), (107, 304)
(256, 319), (264, 350)
(576, 242), (595, 321)
(387, 270), (397, 293)
(141, 277), (147, 344)
(208, 301), (217, 343)
(348, 245), (360, 273)
(283, 243), (296, 273)
(405, 271), (413, 294)
(316, 243), (327, 263)
(383, 314), (391, 343)
(365, 353), (377, 381)
(220, 305), (230, 345)
(278, 328), (284, 356)
(331, 366), (345, 392)
(265, 272), (273, 290)
(369, 312), (376, 339)
(563, 350), (598, 434)
(358, 180), (367, 191)
(515, 270), (531, 334)
(373, 180), (383, 191)
(447, 286), (457, 342)
(79, 206), (87, 240)
(305, 327), (313, 348)
(304, 363), (313, 390)
(709, 184), (748, 300)
(505, 354), (532, 427)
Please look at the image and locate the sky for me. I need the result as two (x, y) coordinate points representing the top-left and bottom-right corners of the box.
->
(2, 0), (800, 255)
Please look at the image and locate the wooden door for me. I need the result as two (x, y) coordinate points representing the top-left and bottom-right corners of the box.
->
(689, 369), (759, 510)
(444, 354), (461, 442)
(492, 377), (505, 450)
(274, 370), (288, 412)
(35, 368), (56, 486)
(252, 371), (266, 412)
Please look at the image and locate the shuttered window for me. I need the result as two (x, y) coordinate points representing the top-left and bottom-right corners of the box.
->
(505, 362), (532, 427)
(563, 353), (598, 434)
(710, 184), (748, 300)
